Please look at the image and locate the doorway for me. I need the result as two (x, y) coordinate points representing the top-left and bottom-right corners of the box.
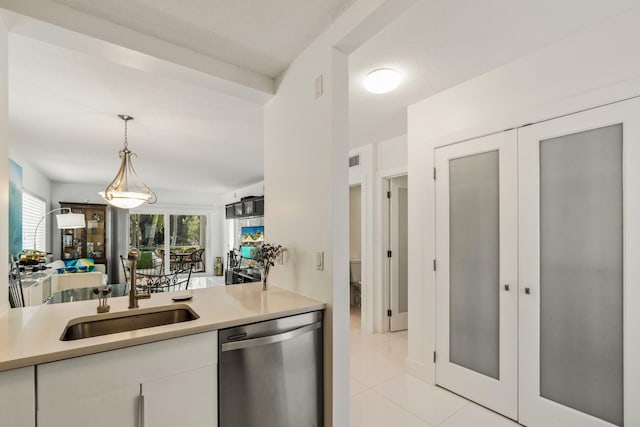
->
(349, 184), (362, 329)
(387, 175), (408, 332)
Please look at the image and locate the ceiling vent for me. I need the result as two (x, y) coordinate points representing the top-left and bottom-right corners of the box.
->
(349, 155), (360, 167)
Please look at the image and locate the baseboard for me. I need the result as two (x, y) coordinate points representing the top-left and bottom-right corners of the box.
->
(406, 357), (434, 384)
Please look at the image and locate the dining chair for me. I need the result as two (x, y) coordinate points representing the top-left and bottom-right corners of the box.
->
(8, 257), (26, 308)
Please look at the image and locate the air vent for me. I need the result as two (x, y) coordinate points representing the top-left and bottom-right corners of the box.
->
(349, 155), (360, 167)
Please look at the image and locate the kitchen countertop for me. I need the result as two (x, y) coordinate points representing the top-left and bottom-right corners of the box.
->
(0, 283), (325, 372)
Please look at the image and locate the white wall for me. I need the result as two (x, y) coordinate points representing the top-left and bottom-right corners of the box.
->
(377, 134), (407, 172)
(220, 181), (263, 206)
(0, 17), (8, 316)
(407, 6), (640, 384)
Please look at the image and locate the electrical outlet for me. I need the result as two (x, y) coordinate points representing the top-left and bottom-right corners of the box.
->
(316, 251), (324, 271)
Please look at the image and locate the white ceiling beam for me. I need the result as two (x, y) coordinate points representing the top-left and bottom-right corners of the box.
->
(0, 1), (275, 104)
(335, 0), (419, 54)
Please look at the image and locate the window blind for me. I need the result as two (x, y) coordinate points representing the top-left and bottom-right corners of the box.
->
(22, 192), (47, 252)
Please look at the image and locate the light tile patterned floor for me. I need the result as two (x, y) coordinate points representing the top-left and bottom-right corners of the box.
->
(349, 308), (520, 427)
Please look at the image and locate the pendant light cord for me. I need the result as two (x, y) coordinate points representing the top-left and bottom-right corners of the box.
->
(123, 117), (129, 149)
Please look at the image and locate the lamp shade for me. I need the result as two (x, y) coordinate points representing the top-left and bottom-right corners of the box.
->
(55, 212), (86, 229)
(98, 191), (150, 209)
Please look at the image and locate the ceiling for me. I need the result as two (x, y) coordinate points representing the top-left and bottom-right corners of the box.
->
(10, 0), (640, 196)
(9, 33), (264, 194)
(348, 0), (640, 148)
(52, 0), (356, 78)
(7, 0), (358, 197)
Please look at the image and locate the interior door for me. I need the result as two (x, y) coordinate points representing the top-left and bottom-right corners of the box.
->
(435, 130), (518, 419)
(389, 176), (408, 331)
(518, 98), (640, 427)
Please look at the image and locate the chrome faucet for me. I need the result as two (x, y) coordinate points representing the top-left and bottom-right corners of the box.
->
(128, 248), (141, 309)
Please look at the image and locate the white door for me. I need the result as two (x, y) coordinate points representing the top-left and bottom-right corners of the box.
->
(435, 130), (518, 419)
(519, 98), (640, 427)
(389, 176), (408, 331)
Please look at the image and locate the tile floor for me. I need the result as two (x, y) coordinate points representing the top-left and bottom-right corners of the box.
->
(349, 307), (520, 427)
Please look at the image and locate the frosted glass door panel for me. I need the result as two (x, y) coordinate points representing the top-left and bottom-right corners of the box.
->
(449, 151), (500, 380)
(539, 125), (623, 426)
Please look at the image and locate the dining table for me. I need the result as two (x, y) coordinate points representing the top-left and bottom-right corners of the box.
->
(46, 283), (129, 305)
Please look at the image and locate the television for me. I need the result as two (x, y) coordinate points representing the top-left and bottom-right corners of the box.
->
(241, 226), (264, 243)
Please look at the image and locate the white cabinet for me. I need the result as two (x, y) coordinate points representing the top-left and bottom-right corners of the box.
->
(143, 364), (217, 426)
(37, 331), (218, 427)
(0, 366), (35, 427)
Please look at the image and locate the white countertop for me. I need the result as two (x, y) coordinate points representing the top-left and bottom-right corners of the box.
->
(0, 283), (325, 371)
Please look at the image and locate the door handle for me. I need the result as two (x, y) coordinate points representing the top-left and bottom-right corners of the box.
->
(525, 287), (531, 295)
(221, 322), (321, 352)
(138, 393), (145, 427)
(504, 284), (510, 291)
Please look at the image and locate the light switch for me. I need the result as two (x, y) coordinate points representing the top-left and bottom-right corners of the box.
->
(316, 251), (324, 271)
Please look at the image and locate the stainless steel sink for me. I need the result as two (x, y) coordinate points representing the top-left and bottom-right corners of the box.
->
(60, 304), (199, 341)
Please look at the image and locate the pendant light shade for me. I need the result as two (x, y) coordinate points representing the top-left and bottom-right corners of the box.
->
(99, 115), (157, 209)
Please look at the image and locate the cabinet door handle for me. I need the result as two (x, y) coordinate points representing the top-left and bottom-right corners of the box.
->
(525, 287), (531, 295)
(138, 393), (145, 427)
(504, 284), (510, 291)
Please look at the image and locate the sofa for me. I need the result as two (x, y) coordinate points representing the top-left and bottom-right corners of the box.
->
(48, 261), (107, 292)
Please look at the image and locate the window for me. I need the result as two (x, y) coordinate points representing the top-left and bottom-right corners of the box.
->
(22, 192), (47, 252)
(129, 213), (207, 274)
(129, 214), (165, 250)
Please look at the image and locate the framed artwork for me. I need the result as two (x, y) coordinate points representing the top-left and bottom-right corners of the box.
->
(9, 159), (23, 256)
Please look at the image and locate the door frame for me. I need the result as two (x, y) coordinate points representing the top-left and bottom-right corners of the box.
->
(378, 167), (408, 333)
(389, 175), (409, 331)
(348, 181), (367, 331)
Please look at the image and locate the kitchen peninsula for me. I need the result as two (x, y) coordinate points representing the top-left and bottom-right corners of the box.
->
(0, 283), (325, 427)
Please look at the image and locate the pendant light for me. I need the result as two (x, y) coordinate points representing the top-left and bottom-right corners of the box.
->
(99, 114), (157, 209)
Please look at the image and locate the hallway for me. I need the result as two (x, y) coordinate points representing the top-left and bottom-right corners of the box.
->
(349, 309), (520, 426)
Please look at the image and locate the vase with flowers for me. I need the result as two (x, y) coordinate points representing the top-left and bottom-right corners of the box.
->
(258, 243), (285, 291)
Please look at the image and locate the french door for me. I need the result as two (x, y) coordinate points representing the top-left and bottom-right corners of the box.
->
(519, 99), (640, 427)
(435, 130), (518, 419)
(435, 98), (640, 427)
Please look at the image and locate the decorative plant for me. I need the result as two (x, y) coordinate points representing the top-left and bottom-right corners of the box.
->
(258, 243), (285, 291)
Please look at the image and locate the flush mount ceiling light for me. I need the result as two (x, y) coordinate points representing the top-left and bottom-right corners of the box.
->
(99, 114), (157, 209)
(363, 68), (401, 94)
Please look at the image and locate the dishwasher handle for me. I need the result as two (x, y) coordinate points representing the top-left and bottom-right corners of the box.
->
(221, 321), (321, 352)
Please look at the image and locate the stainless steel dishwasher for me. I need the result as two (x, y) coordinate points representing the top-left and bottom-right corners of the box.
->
(218, 310), (323, 427)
